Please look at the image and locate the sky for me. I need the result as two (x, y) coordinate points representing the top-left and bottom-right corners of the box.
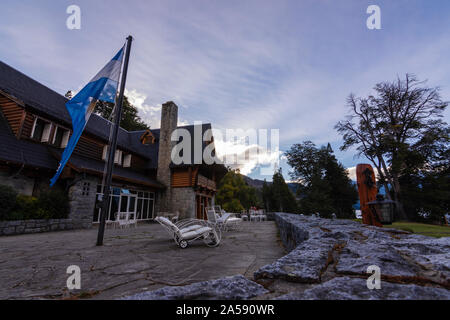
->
(1, 0), (449, 181)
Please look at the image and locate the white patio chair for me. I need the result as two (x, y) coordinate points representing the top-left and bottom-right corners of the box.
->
(258, 209), (267, 221)
(155, 216), (221, 249)
(116, 212), (130, 229)
(128, 212), (138, 228)
(208, 207), (242, 231)
(249, 209), (259, 222)
(205, 209), (223, 230)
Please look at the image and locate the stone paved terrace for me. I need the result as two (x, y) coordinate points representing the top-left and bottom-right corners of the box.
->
(121, 213), (450, 300)
(0, 221), (285, 300)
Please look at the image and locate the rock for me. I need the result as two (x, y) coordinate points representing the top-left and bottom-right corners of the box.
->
(335, 240), (420, 278)
(254, 238), (336, 283)
(277, 276), (450, 300)
(255, 212), (450, 296)
(122, 275), (268, 300)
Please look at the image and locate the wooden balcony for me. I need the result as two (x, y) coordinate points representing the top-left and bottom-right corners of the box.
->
(196, 174), (217, 191)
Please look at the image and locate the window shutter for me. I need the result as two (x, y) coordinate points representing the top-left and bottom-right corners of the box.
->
(41, 123), (52, 142)
(61, 130), (70, 148)
(123, 154), (132, 167)
(114, 149), (122, 165)
(102, 145), (108, 161)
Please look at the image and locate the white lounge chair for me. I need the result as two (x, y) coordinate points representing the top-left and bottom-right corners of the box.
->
(155, 216), (221, 249)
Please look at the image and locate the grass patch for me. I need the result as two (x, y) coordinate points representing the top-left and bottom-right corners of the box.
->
(384, 222), (450, 238)
(352, 219), (450, 238)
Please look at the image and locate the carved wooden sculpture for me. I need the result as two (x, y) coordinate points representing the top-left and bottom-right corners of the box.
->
(356, 164), (382, 227)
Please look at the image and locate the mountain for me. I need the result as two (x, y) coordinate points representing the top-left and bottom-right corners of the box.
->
(241, 175), (267, 189)
(241, 175), (301, 195)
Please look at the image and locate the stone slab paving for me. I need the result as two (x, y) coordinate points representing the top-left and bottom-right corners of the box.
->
(121, 213), (450, 300)
(0, 221), (285, 300)
(123, 275), (268, 300)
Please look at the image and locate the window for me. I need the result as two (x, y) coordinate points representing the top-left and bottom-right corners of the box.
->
(53, 126), (70, 148)
(31, 118), (52, 142)
(93, 185), (155, 223)
(139, 129), (156, 145)
(82, 182), (90, 196)
(123, 154), (132, 167)
(102, 146), (124, 166)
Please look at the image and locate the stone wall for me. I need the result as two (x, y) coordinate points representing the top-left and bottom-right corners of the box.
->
(272, 212), (309, 251)
(254, 212), (450, 298)
(0, 173), (96, 236)
(0, 219), (74, 236)
(170, 187), (196, 219)
(67, 175), (97, 229)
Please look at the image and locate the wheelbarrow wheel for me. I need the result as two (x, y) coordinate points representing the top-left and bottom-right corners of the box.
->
(179, 240), (188, 249)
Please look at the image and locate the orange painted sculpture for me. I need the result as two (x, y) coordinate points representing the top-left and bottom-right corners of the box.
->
(356, 164), (383, 227)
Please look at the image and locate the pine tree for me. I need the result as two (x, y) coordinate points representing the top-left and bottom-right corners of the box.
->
(285, 141), (357, 218)
(268, 168), (299, 213)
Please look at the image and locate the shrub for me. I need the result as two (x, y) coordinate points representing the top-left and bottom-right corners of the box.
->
(0, 189), (69, 221)
(0, 185), (18, 220)
(37, 190), (69, 219)
(223, 199), (244, 213)
(14, 195), (39, 220)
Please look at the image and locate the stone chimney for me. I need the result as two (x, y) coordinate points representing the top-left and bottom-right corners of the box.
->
(157, 101), (178, 212)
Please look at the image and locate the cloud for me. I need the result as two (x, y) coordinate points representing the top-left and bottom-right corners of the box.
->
(1, 0), (450, 182)
(347, 166), (357, 182)
(125, 89), (162, 129)
(214, 134), (282, 176)
(125, 88), (189, 128)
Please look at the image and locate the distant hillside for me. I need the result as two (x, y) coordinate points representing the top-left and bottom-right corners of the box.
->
(241, 175), (267, 189)
(287, 182), (300, 195)
(242, 175), (301, 195)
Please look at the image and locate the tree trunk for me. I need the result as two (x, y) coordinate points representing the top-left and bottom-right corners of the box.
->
(392, 176), (408, 221)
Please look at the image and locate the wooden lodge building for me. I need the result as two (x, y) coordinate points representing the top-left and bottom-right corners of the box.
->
(0, 61), (226, 229)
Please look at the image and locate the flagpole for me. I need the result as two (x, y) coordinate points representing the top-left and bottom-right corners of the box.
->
(97, 35), (133, 246)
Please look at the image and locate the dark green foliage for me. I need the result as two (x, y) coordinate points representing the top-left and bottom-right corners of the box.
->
(13, 195), (39, 220)
(0, 185), (18, 220)
(37, 190), (70, 219)
(0, 188), (69, 221)
(216, 170), (263, 212)
(262, 169), (299, 213)
(399, 137), (450, 222)
(335, 74), (449, 221)
(285, 142), (358, 218)
(95, 95), (149, 131)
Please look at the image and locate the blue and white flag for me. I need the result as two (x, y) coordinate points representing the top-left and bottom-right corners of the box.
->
(50, 46), (125, 186)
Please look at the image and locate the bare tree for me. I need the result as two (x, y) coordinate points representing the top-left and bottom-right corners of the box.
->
(335, 74), (448, 220)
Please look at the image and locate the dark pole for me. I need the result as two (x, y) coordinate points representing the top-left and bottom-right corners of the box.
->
(96, 36), (133, 246)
